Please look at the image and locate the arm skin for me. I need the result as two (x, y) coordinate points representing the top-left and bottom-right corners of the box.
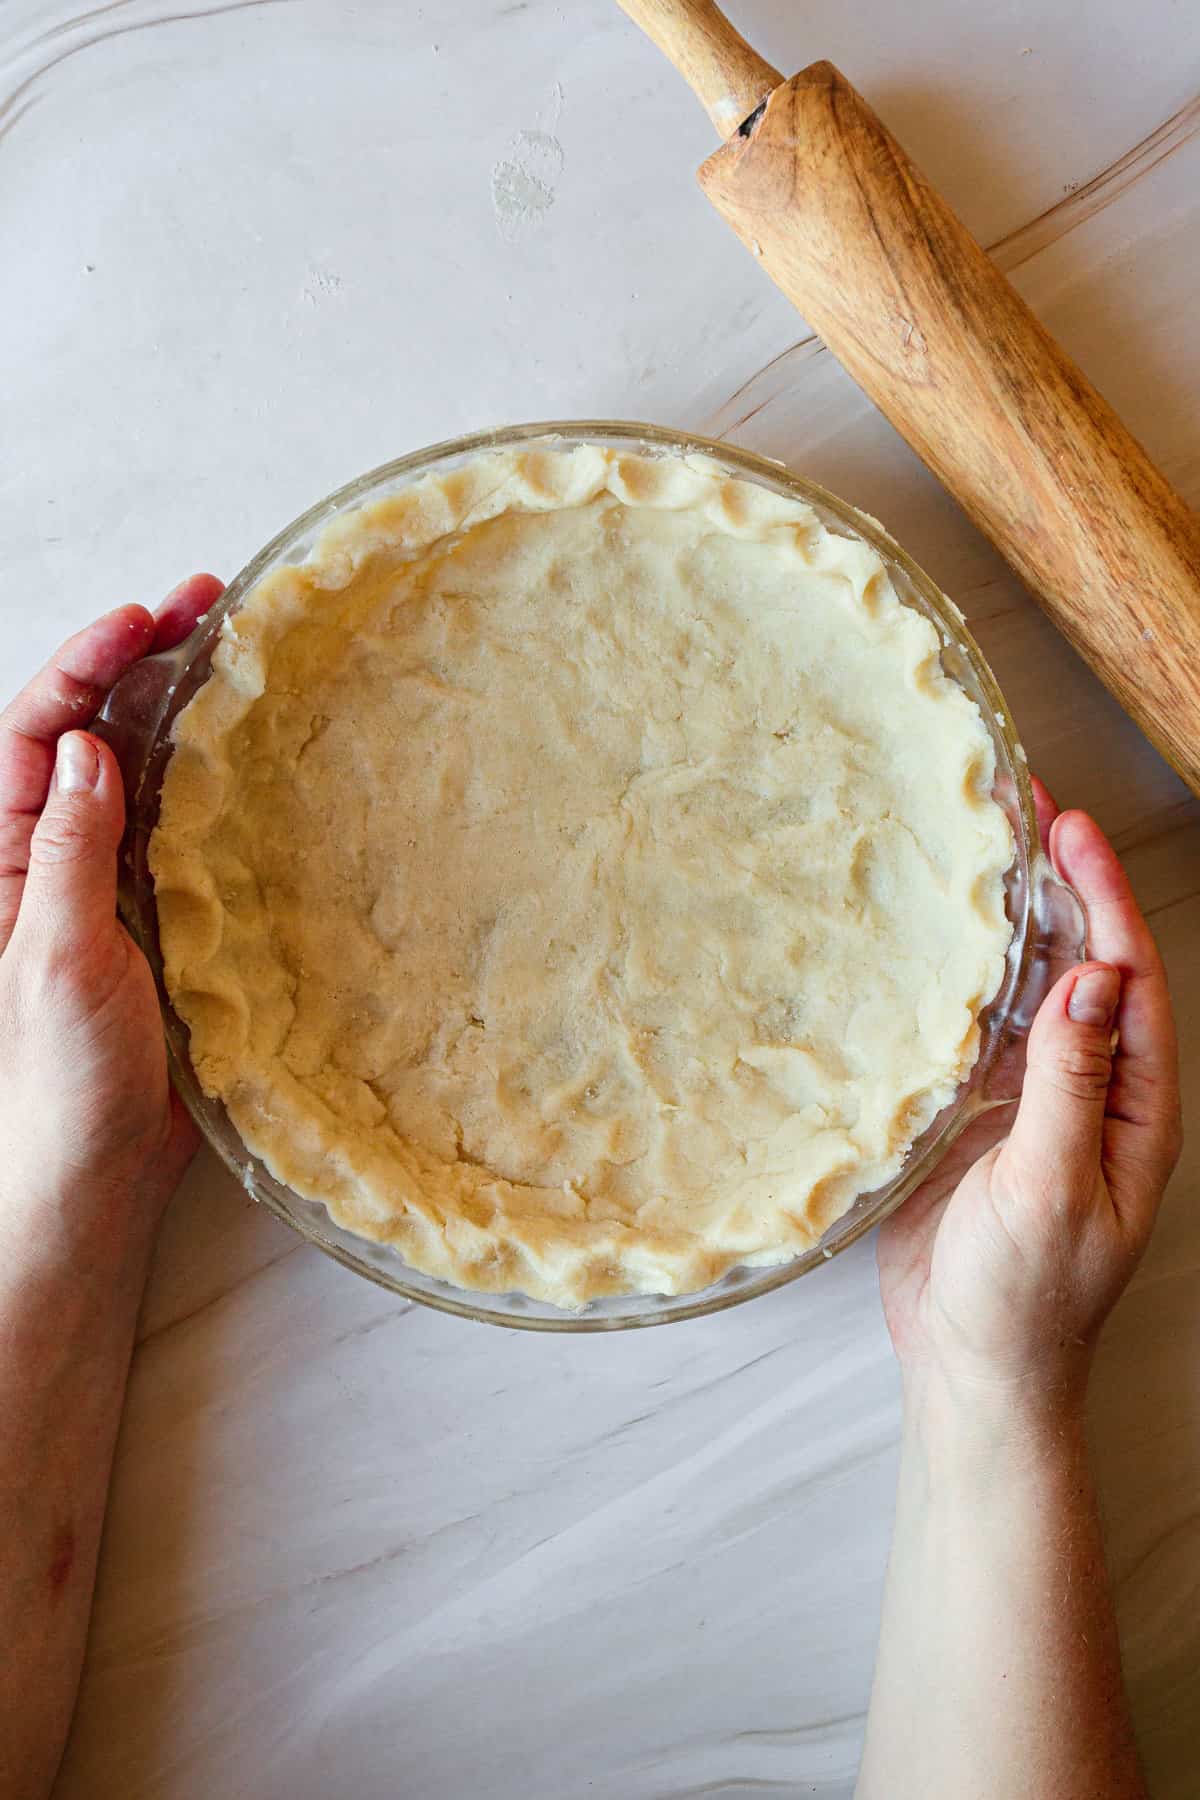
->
(0, 578), (222, 1800)
(865, 1381), (1141, 1799)
(0, 1192), (165, 1800)
(858, 785), (1182, 1800)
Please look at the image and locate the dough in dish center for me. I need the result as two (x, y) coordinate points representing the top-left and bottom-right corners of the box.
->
(150, 447), (1013, 1307)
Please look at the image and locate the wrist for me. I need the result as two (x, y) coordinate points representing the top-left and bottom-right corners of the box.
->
(900, 1358), (1090, 1485)
(0, 1191), (157, 1389)
(0, 1161), (166, 1290)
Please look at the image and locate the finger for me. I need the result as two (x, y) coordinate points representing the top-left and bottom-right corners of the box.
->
(1049, 810), (1179, 1132)
(1031, 775), (1060, 845)
(12, 733), (124, 954)
(0, 579), (223, 953)
(0, 606), (154, 948)
(0, 606), (154, 813)
(150, 573), (225, 654)
(1003, 960), (1120, 1200)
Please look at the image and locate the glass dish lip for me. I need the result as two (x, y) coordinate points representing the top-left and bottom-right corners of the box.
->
(105, 418), (1079, 1331)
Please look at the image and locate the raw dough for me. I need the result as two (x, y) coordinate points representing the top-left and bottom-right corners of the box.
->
(151, 447), (1012, 1307)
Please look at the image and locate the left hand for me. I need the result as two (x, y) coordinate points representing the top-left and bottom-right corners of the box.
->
(877, 778), (1181, 1416)
(0, 576), (224, 1266)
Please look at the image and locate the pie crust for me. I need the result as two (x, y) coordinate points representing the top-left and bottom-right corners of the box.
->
(150, 448), (1012, 1306)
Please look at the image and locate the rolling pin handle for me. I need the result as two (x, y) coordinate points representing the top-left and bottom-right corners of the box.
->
(615, 0), (783, 139)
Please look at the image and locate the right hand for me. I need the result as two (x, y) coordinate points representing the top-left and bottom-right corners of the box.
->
(877, 792), (1182, 1411)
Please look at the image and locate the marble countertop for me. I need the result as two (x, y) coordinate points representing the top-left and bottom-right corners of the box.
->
(4, 2), (1199, 1793)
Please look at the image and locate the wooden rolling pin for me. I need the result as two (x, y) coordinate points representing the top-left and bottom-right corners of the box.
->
(618, 0), (1200, 795)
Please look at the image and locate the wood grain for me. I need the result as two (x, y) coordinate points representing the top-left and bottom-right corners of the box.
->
(698, 61), (1200, 795)
(614, 0), (781, 139)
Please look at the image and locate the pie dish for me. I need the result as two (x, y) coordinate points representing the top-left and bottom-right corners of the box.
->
(98, 423), (1086, 1329)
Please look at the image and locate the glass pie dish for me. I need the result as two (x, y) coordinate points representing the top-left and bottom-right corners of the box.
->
(97, 421), (1086, 1331)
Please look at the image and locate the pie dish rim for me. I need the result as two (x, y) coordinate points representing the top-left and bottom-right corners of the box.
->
(97, 420), (1086, 1331)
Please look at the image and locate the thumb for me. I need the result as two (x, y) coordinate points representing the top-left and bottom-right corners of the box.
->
(17, 732), (124, 948)
(1004, 961), (1121, 1196)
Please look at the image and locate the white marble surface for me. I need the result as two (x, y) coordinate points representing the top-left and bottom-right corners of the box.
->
(4, 1), (1200, 1793)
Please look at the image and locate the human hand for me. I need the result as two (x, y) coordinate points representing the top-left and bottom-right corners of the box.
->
(877, 783), (1182, 1417)
(0, 576), (224, 1271)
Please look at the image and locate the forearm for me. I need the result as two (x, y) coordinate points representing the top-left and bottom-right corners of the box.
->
(857, 1373), (1145, 1800)
(0, 1196), (157, 1800)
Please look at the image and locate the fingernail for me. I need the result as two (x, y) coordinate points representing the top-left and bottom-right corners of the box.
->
(56, 732), (99, 793)
(1068, 965), (1121, 1026)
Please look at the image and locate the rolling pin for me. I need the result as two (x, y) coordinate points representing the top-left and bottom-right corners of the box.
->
(617, 0), (1200, 796)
